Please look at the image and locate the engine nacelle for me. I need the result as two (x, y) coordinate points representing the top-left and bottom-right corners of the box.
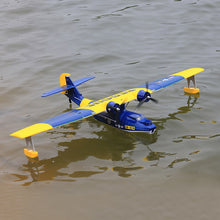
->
(137, 90), (151, 102)
(106, 101), (120, 113)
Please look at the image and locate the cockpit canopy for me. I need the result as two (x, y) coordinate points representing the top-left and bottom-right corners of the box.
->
(127, 114), (153, 126)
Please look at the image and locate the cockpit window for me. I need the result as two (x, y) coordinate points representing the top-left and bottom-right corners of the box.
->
(128, 115), (152, 125)
(144, 122), (152, 126)
(128, 116), (137, 121)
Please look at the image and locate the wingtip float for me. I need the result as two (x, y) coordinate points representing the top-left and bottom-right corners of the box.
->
(10, 68), (204, 159)
(170, 67), (203, 94)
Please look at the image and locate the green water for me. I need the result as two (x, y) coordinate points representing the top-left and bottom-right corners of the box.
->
(1, 0), (220, 219)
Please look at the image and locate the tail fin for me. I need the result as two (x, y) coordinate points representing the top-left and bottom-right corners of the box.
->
(42, 73), (95, 106)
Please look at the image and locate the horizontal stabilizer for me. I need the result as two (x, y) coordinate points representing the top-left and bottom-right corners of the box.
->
(41, 76), (95, 97)
(73, 76), (95, 87)
(41, 85), (74, 97)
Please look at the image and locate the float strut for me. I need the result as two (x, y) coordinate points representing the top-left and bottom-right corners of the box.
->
(24, 136), (38, 158)
(25, 136), (35, 151)
(184, 75), (200, 94)
(187, 75), (196, 88)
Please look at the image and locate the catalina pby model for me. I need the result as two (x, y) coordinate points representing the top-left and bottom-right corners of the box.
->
(10, 68), (204, 158)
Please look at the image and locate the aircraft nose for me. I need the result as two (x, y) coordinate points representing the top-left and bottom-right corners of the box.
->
(146, 123), (156, 134)
(148, 127), (156, 134)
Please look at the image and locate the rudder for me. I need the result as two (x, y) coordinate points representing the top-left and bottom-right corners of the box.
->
(42, 73), (94, 106)
(60, 74), (95, 106)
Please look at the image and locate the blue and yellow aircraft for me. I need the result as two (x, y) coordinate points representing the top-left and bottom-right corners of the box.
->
(10, 68), (204, 158)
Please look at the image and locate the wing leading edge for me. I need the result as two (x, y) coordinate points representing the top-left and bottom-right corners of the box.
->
(82, 68), (204, 114)
(10, 108), (95, 139)
(137, 68), (204, 92)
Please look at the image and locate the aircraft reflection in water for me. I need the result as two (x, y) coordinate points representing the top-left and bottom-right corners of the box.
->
(13, 95), (200, 185)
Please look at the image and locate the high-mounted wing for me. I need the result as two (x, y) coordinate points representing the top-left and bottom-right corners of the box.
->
(10, 68), (204, 139)
(81, 68), (204, 114)
(10, 108), (95, 139)
(137, 68), (204, 92)
(42, 76), (95, 97)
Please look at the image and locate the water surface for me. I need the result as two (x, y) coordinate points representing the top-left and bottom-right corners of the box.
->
(1, 0), (220, 219)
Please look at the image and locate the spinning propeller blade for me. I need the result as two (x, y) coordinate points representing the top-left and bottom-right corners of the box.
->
(150, 97), (158, 103)
(136, 82), (158, 109)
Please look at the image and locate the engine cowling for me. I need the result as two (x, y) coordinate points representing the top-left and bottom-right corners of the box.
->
(106, 101), (120, 113)
(137, 90), (151, 103)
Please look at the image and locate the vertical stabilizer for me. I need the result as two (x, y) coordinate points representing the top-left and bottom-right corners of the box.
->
(60, 74), (95, 106)
(42, 73), (94, 106)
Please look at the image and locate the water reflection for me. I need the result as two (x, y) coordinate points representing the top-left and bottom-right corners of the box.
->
(153, 95), (199, 130)
(143, 146), (176, 167)
(13, 95), (201, 185)
(14, 128), (145, 185)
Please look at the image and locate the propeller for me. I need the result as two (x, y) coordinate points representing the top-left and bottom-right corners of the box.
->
(107, 102), (121, 125)
(112, 106), (121, 125)
(136, 82), (158, 109)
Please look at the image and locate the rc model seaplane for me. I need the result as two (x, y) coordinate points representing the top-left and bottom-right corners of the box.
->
(10, 68), (204, 158)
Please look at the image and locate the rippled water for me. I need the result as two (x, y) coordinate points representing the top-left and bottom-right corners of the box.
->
(1, 0), (220, 219)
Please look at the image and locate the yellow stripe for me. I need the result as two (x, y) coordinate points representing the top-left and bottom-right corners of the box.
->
(80, 98), (93, 107)
(10, 123), (53, 139)
(170, 68), (204, 79)
(81, 88), (149, 114)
